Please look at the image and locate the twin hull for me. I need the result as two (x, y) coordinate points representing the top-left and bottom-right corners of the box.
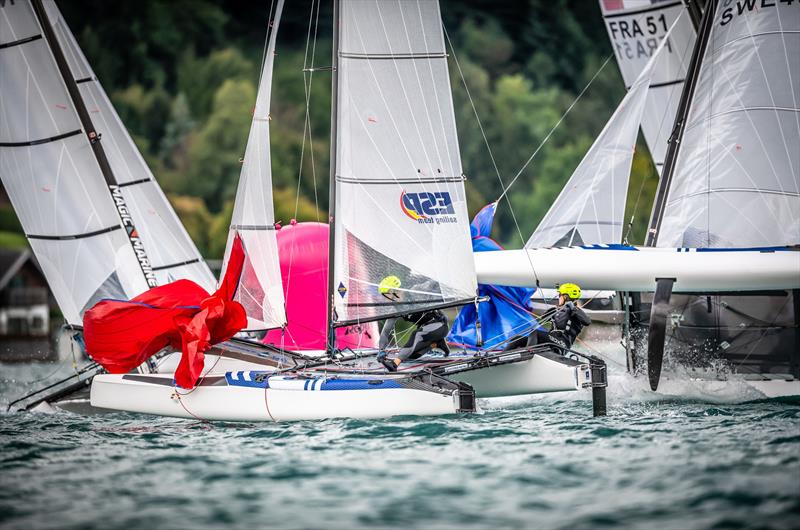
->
(90, 349), (591, 422)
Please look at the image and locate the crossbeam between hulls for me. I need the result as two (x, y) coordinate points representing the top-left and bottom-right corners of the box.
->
(474, 247), (800, 293)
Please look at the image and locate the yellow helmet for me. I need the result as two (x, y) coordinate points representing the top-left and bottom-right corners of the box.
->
(558, 282), (581, 300)
(378, 276), (402, 300)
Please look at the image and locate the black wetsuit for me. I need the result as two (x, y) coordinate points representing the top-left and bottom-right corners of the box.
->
(506, 302), (591, 352)
(379, 310), (450, 361)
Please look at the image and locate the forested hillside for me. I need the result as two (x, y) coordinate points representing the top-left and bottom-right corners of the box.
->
(0, 0), (660, 256)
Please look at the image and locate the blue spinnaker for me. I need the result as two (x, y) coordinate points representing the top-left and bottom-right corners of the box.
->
(447, 203), (541, 350)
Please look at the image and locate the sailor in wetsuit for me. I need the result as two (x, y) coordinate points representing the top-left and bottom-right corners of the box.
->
(507, 282), (591, 352)
(374, 276), (450, 372)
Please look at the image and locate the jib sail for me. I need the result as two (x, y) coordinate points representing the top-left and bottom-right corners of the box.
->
(218, 0), (287, 332)
(527, 16), (682, 247)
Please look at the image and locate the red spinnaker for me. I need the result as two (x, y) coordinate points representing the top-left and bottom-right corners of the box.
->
(83, 235), (247, 389)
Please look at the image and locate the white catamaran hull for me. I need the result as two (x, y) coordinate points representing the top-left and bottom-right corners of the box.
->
(87, 347), (594, 422)
(475, 247), (800, 292)
(91, 373), (464, 421)
(445, 353), (590, 398)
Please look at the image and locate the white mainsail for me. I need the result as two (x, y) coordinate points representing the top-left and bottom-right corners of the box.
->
(42, 0), (216, 291)
(656, 1), (800, 247)
(599, 0), (696, 174)
(0, 0), (151, 325)
(332, 0), (477, 325)
(526, 21), (679, 248)
(218, 0), (286, 332)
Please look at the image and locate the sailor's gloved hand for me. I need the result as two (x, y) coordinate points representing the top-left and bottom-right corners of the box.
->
(563, 301), (575, 312)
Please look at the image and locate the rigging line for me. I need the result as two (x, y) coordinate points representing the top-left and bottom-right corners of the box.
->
(372, 3), (445, 192)
(3, 8), (105, 256)
(294, 0), (317, 223)
(442, 25), (502, 197)
(349, 11), (424, 180)
(701, 126), (787, 235)
(396, 2), (449, 189)
(711, 54), (794, 206)
(346, 97), (435, 255)
(497, 54), (614, 203)
(774, 14), (800, 181)
(308, 0), (323, 223)
(60, 4), (199, 262)
(392, 0), (464, 253)
(626, 20), (695, 243)
(285, 0), (316, 313)
(443, 24), (543, 290)
(284, 0), (319, 322)
(419, 2), (457, 193)
(739, 14), (798, 199)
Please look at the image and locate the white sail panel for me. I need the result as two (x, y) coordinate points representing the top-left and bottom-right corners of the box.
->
(333, 0), (476, 324)
(0, 0), (148, 324)
(42, 0), (216, 291)
(599, 0), (696, 173)
(527, 22), (677, 248)
(218, 0), (286, 331)
(657, 2), (800, 247)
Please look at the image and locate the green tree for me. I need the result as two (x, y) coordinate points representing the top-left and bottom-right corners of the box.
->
(184, 79), (256, 212)
(168, 194), (214, 256)
(177, 48), (256, 120)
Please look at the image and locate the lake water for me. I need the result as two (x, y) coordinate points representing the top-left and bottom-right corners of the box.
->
(1, 360), (798, 530)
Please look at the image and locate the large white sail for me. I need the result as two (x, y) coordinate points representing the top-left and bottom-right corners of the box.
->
(0, 0), (148, 324)
(657, 1), (800, 247)
(42, 0), (216, 291)
(332, 0), (477, 325)
(599, 0), (696, 173)
(526, 23), (678, 248)
(218, 0), (286, 331)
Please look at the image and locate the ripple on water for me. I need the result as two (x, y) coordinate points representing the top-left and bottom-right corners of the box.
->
(0, 363), (798, 529)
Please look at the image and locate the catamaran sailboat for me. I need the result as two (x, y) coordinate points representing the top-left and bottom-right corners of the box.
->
(476, 0), (800, 397)
(3, 0), (607, 420)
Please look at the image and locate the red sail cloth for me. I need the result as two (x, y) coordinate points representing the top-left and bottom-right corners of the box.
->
(83, 235), (247, 389)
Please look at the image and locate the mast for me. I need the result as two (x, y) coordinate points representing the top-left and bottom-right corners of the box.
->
(684, 0), (705, 30)
(644, 0), (717, 247)
(30, 0), (157, 288)
(326, 0), (341, 354)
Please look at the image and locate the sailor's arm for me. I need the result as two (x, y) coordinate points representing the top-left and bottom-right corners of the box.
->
(574, 306), (592, 326)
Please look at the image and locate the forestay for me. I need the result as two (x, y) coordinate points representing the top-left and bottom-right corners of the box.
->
(527, 17), (680, 248)
(599, 0), (696, 174)
(42, 0), (216, 291)
(333, 0), (476, 325)
(0, 0), (148, 325)
(218, 0), (286, 331)
(657, 1), (800, 247)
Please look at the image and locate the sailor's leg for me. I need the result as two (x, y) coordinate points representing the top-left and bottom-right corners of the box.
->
(526, 329), (549, 347)
(397, 321), (448, 361)
(504, 335), (529, 351)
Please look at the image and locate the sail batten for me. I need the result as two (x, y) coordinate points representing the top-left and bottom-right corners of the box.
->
(657, 1), (800, 248)
(1, 0), (151, 324)
(40, 0), (216, 291)
(332, 0), (476, 325)
(1, 0), (215, 325)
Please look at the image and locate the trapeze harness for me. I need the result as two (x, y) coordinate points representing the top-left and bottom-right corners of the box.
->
(379, 310), (450, 361)
(540, 301), (592, 350)
(506, 301), (591, 352)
